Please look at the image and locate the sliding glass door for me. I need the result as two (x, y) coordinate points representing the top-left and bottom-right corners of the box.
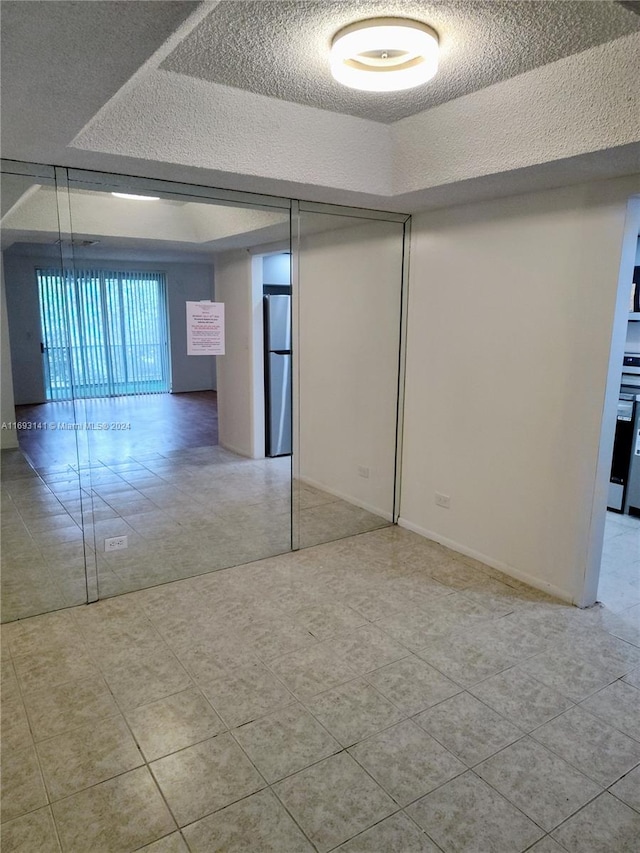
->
(38, 267), (170, 400)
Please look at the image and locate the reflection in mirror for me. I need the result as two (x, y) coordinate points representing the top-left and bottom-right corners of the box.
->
(295, 211), (405, 549)
(2, 167), (294, 614)
(2, 164), (407, 617)
(61, 180), (293, 599)
(1, 167), (90, 620)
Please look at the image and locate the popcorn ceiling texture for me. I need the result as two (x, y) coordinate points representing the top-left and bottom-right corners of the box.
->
(0, 0), (199, 158)
(3, 0), (639, 211)
(71, 73), (395, 198)
(72, 31), (640, 207)
(161, 0), (640, 123)
(392, 31), (640, 195)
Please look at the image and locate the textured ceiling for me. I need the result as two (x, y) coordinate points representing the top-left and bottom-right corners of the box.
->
(0, 0), (200, 157)
(1, 186), (291, 256)
(162, 1), (640, 123)
(1, 0), (638, 212)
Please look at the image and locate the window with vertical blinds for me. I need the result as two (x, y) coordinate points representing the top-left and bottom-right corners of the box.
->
(37, 268), (170, 400)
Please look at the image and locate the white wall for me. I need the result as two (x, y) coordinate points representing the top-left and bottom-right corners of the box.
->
(214, 249), (261, 458)
(400, 176), (640, 604)
(2, 247), (216, 403)
(263, 253), (290, 286)
(298, 218), (404, 518)
(214, 220), (405, 504)
(1, 261), (18, 448)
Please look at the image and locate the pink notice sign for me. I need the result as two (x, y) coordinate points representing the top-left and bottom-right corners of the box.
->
(186, 301), (225, 355)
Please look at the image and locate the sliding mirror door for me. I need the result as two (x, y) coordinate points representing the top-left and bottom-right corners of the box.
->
(1, 161), (408, 617)
(1, 162), (93, 619)
(293, 204), (407, 549)
(62, 169), (293, 598)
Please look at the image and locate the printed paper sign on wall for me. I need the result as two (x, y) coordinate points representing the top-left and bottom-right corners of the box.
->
(186, 301), (225, 355)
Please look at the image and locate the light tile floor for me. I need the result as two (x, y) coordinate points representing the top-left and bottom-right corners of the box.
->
(1, 526), (639, 852)
(600, 511), (640, 614)
(3, 451), (634, 627)
(0, 446), (389, 623)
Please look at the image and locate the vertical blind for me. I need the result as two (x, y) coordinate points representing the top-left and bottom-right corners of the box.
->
(37, 268), (170, 400)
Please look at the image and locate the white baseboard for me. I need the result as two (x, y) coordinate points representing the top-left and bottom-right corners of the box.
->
(300, 475), (393, 523)
(397, 516), (575, 605)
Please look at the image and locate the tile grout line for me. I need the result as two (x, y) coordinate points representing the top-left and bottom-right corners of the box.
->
(5, 651), (65, 850)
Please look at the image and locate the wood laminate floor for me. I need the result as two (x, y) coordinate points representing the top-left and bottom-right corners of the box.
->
(14, 391), (219, 468)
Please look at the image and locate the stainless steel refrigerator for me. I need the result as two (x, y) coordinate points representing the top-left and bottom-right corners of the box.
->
(264, 294), (292, 456)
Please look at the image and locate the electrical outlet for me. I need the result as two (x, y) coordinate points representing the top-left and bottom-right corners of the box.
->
(435, 492), (451, 509)
(357, 465), (370, 478)
(105, 535), (128, 552)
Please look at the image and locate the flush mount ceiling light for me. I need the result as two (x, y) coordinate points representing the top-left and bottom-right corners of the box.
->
(330, 17), (439, 92)
(111, 192), (160, 201)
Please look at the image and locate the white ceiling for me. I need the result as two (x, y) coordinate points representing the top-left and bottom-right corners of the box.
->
(1, 1), (639, 213)
(162, 0), (640, 123)
(0, 1), (199, 164)
(0, 183), (291, 257)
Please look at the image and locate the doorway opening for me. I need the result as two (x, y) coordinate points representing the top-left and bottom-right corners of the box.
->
(600, 247), (640, 613)
(587, 194), (640, 616)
